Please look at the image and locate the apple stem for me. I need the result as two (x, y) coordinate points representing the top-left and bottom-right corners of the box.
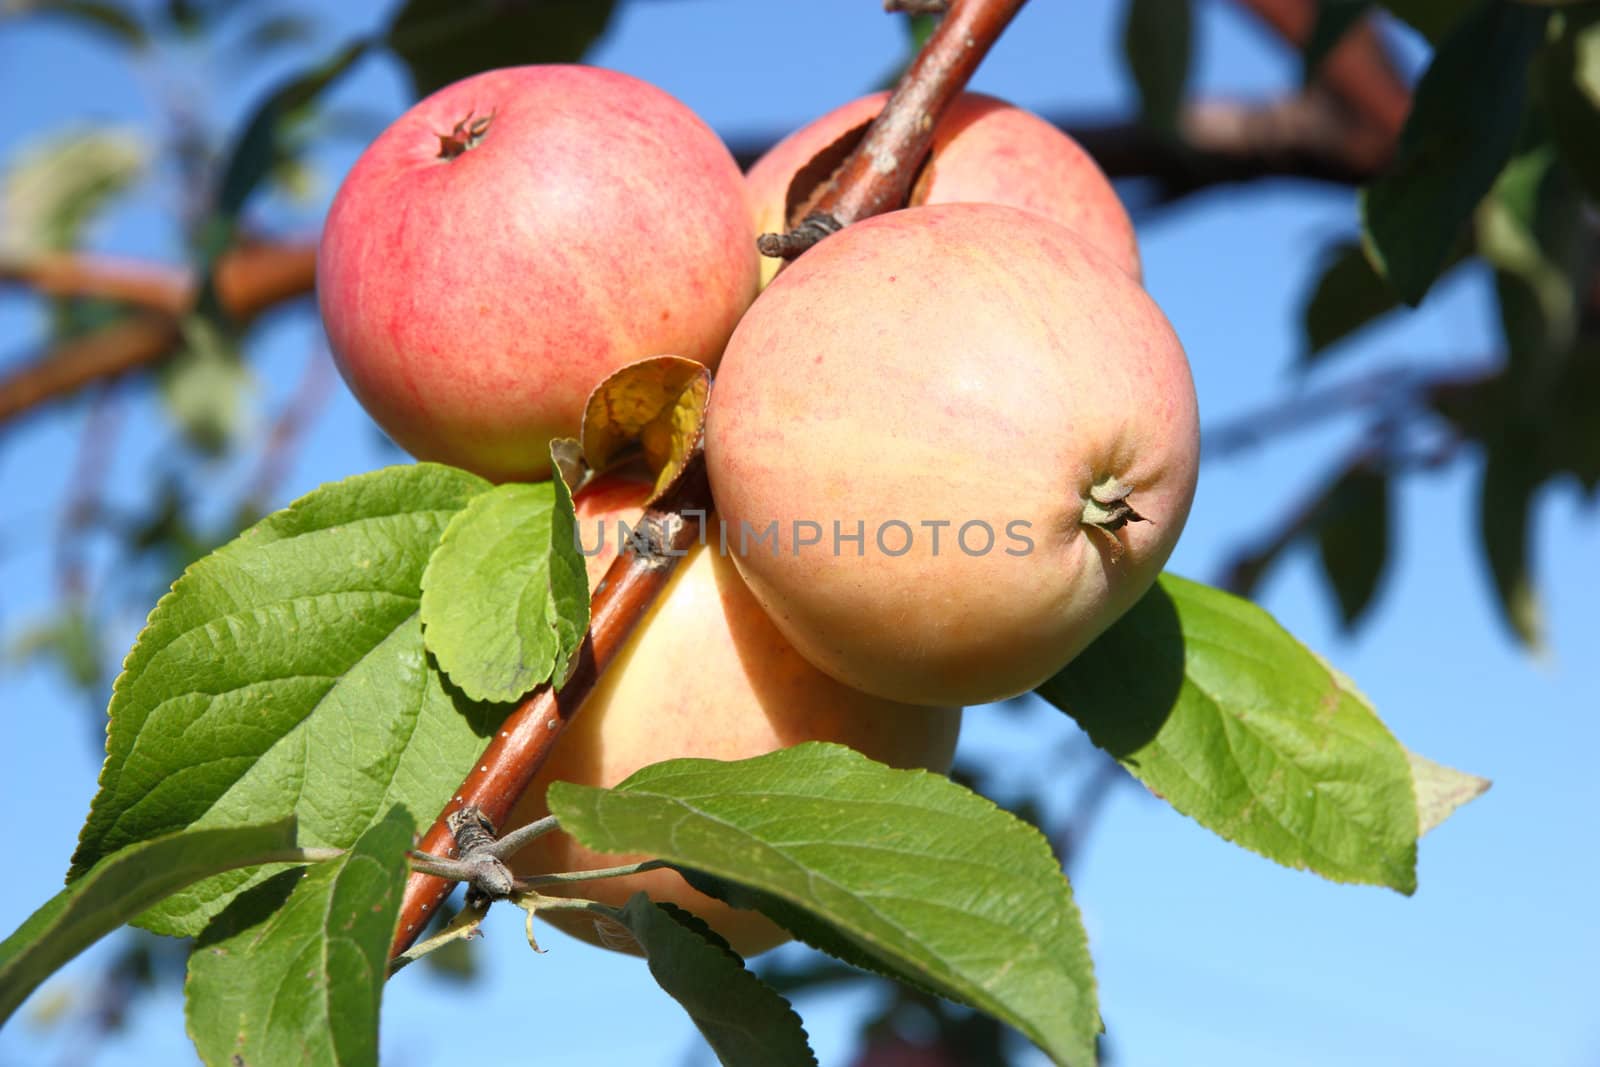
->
(885, 0), (950, 13)
(758, 0), (1031, 264)
(755, 212), (845, 259)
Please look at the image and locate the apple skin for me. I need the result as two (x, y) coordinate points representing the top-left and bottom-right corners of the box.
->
(705, 203), (1199, 708)
(505, 473), (963, 958)
(317, 65), (758, 483)
(746, 91), (1140, 287)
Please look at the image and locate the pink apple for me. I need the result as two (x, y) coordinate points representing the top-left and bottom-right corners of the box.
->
(318, 65), (758, 482)
(746, 91), (1140, 287)
(706, 203), (1199, 707)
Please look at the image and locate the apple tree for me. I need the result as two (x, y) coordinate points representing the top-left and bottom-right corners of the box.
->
(1, 0), (1593, 1064)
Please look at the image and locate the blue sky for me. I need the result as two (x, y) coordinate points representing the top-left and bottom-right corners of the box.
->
(1, 2), (1597, 1065)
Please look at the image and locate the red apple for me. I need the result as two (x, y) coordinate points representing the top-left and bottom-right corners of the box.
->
(504, 473), (962, 957)
(746, 91), (1140, 287)
(317, 65), (759, 483)
(706, 203), (1199, 707)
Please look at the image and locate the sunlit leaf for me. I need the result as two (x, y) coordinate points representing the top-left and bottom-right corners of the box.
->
(68, 464), (495, 937)
(550, 744), (1098, 1066)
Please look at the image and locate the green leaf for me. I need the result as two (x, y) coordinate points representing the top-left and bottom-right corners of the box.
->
(1122, 0), (1191, 134)
(1478, 433), (1545, 648)
(1360, 0), (1548, 305)
(1314, 464), (1391, 629)
(1312, 661), (1492, 835)
(0, 819), (303, 1027)
(1039, 574), (1420, 893)
(68, 463), (494, 937)
(1406, 751), (1492, 836)
(1303, 1), (1370, 81)
(214, 39), (367, 228)
(549, 743), (1098, 1067)
(1381, 0), (1470, 41)
(1478, 138), (1582, 363)
(419, 469), (588, 704)
(1539, 7), (1600, 203)
(0, 126), (145, 257)
(615, 896), (816, 1067)
(1302, 241), (1403, 361)
(185, 808), (413, 1067)
(387, 0), (617, 99)
(4, 0), (149, 48)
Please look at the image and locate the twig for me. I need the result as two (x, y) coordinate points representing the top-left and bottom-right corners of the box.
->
(1231, 0), (1410, 149)
(758, 0), (1031, 261)
(516, 859), (669, 888)
(386, 898), (489, 978)
(390, 455), (714, 955)
(0, 242), (316, 423)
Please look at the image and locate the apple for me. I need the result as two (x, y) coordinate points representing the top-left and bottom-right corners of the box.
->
(705, 203), (1199, 707)
(504, 473), (963, 957)
(317, 65), (759, 483)
(746, 91), (1140, 288)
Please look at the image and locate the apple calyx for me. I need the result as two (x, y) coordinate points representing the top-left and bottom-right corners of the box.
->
(437, 111), (494, 160)
(1081, 475), (1149, 534)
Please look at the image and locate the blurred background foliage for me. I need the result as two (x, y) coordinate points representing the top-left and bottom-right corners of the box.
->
(0, 0), (1596, 1064)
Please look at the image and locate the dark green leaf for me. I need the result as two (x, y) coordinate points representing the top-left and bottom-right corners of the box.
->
(420, 464), (588, 703)
(214, 40), (367, 226)
(1478, 139), (1583, 363)
(675, 867), (951, 1005)
(1382, 0), (1470, 41)
(549, 744), (1098, 1066)
(5, 0), (148, 47)
(1303, 1), (1370, 81)
(1314, 464), (1391, 629)
(1039, 574), (1421, 892)
(0, 819), (302, 1026)
(1360, 0), (1548, 305)
(387, 0), (617, 99)
(616, 896), (816, 1067)
(1539, 7), (1600, 203)
(1122, 0), (1191, 134)
(1478, 433), (1545, 648)
(68, 464), (494, 938)
(186, 809), (413, 1067)
(1303, 241), (1403, 360)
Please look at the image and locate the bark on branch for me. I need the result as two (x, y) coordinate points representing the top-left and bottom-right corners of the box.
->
(0, 242), (315, 422)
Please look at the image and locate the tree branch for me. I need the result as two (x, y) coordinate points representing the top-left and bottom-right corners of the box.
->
(391, 458), (713, 954)
(758, 0), (1030, 260)
(1231, 0), (1411, 150)
(0, 241), (316, 423)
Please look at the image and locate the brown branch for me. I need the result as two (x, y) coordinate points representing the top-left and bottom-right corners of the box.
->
(1231, 0), (1410, 158)
(391, 457), (712, 954)
(0, 254), (191, 315)
(0, 241), (316, 424)
(759, 0), (1030, 261)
